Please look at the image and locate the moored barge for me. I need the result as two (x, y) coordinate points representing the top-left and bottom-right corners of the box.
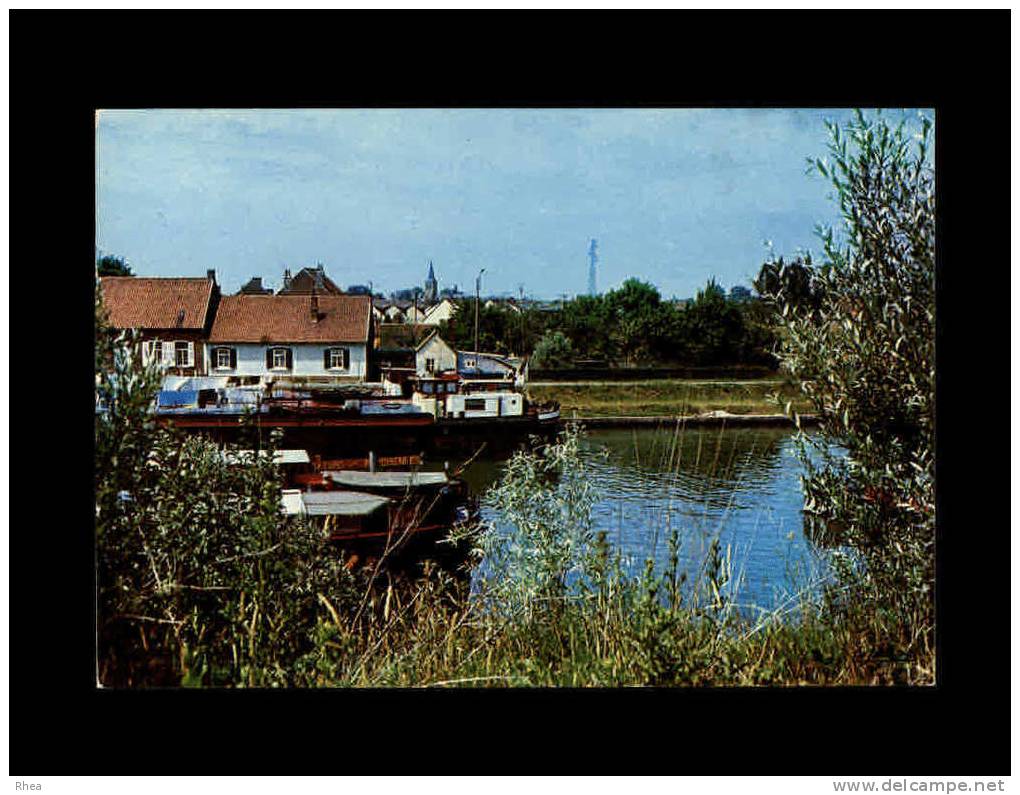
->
(280, 469), (477, 566)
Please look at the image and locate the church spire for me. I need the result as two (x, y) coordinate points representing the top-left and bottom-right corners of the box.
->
(424, 260), (438, 303)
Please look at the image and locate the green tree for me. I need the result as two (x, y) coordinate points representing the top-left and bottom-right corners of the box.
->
(771, 111), (935, 657)
(681, 278), (745, 365)
(97, 254), (133, 277)
(558, 294), (616, 361)
(605, 277), (661, 317)
(605, 279), (667, 365)
(530, 330), (574, 369)
(439, 300), (519, 355)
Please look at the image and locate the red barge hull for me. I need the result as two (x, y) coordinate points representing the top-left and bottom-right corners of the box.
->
(160, 413), (435, 429)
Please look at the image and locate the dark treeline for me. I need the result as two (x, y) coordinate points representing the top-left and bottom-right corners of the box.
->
(437, 271), (817, 370)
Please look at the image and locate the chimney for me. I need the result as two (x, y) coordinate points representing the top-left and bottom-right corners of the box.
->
(310, 289), (319, 322)
(207, 269), (216, 284)
(283, 269), (292, 290)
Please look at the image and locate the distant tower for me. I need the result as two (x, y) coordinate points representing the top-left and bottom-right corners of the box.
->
(587, 239), (598, 296)
(423, 260), (438, 304)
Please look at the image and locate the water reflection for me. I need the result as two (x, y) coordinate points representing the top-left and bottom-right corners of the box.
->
(456, 427), (831, 613)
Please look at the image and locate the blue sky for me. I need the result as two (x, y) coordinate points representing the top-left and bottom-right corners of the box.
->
(96, 108), (932, 299)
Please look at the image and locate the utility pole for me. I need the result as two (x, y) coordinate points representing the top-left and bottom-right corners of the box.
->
(474, 268), (486, 363)
(518, 283), (526, 357)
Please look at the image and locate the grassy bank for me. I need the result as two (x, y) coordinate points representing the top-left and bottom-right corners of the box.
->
(527, 378), (812, 418)
(307, 566), (933, 687)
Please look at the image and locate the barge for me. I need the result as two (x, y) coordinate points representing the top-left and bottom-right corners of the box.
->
(153, 379), (560, 449)
(280, 469), (477, 567)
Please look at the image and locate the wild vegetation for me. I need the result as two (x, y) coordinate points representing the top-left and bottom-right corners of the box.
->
(96, 110), (934, 687)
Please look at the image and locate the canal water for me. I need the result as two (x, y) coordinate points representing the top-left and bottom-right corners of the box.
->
(449, 426), (833, 614)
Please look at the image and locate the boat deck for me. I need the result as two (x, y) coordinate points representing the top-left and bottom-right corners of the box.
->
(319, 470), (450, 489)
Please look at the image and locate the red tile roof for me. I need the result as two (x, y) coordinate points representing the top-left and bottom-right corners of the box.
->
(209, 294), (371, 343)
(99, 277), (215, 330)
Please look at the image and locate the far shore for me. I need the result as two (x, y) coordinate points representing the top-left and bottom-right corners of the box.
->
(563, 412), (818, 429)
(527, 377), (813, 420)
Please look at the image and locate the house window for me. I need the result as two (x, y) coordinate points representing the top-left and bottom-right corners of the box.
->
(148, 340), (176, 368)
(215, 347), (235, 370)
(267, 347), (293, 371)
(175, 341), (194, 368)
(425, 357), (435, 373)
(465, 398), (487, 411)
(325, 347), (350, 371)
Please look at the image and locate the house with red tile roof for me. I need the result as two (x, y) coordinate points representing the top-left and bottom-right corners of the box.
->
(207, 292), (373, 381)
(98, 271), (220, 375)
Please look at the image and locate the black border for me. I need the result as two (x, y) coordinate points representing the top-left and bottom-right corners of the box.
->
(11, 10), (1009, 776)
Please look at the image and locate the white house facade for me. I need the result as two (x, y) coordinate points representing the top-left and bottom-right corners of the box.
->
(415, 332), (457, 376)
(207, 293), (373, 381)
(422, 298), (458, 326)
(206, 341), (369, 379)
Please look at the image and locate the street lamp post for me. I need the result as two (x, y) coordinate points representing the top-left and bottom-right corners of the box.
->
(474, 268), (486, 366)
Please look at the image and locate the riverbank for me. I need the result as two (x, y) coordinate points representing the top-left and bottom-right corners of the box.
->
(566, 412), (817, 428)
(527, 378), (812, 419)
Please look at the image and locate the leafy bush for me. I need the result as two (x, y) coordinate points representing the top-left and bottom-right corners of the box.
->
(764, 110), (935, 668)
(530, 330), (574, 369)
(470, 426), (599, 618)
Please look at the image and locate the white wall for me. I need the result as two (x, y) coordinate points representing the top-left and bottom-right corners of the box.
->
(416, 335), (458, 375)
(445, 392), (523, 418)
(205, 343), (368, 379)
(423, 300), (457, 326)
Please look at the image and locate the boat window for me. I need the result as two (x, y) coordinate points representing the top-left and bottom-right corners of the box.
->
(422, 382), (433, 394)
(465, 398), (487, 411)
